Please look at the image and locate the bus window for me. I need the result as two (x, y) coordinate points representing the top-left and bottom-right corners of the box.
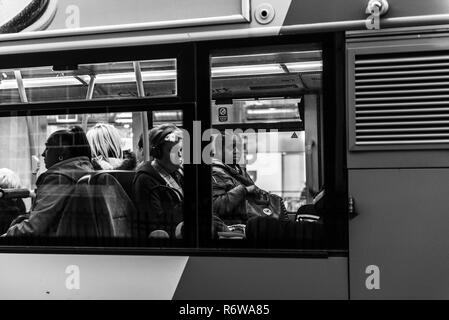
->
(0, 59), (177, 104)
(0, 108), (186, 245)
(209, 44), (324, 249)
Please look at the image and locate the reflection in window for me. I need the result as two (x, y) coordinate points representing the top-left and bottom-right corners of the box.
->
(0, 59), (177, 104)
(0, 110), (185, 246)
(244, 131), (307, 213)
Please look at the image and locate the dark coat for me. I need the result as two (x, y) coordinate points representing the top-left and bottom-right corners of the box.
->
(211, 159), (257, 225)
(0, 198), (26, 234)
(5, 157), (93, 236)
(132, 162), (183, 239)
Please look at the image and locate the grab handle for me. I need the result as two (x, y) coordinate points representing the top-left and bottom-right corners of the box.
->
(0, 188), (31, 199)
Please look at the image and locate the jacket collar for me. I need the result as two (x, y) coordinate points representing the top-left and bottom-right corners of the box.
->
(211, 158), (243, 174)
(211, 158), (253, 186)
(137, 161), (166, 185)
(39, 156), (93, 183)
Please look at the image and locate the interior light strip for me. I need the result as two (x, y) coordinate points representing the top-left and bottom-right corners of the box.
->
(247, 108), (299, 115)
(0, 70), (177, 90)
(0, 61), (322, 90)
(211, 61), (322, 78)
(284, 61), (322, 72)
(211, 64), (285, 77)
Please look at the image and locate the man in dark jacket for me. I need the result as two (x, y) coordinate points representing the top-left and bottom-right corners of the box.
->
(4, 127), (94, 236)
(211, 131), (261, 226)
(132, 124), (184, 239)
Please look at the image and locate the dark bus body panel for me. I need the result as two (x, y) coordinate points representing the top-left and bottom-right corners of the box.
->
(0, 254), (347, 299)
(349, 169), (449, 299)
(347, 28), (449, 299)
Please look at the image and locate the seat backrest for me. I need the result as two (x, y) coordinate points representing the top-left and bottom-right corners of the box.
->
(95, 170), (135, 201)
(56, 174), (97, 238)
(89, 172), (135, 237)
(57, 172), (136, 238)
(245, 215), (324, 249)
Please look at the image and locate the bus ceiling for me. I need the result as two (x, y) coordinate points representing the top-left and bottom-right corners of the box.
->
(0, 49), (322, 102)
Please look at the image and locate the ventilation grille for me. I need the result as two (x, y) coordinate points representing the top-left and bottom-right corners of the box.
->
(354, 52), (449, 146)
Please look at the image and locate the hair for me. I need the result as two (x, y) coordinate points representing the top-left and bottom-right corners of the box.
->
(47, 126), (92, 161)
(138, 133), (144, 150)
(0, 168), (22, 189)
(137, 131), (150, 150)
(86, 123), (123, 161)
(148, 123), (183, 159)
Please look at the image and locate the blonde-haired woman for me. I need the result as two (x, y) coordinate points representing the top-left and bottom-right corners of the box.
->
(0, 168), (26, 234)
(87, 123), (136, 170)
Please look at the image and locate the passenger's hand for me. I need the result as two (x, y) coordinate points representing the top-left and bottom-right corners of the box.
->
(9, 214), (29, 227)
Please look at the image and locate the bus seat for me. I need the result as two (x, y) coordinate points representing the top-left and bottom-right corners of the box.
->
(245, 215), (324, 249)
(56, 172), (136, 238)
(56, 175), (96, 238)
(296, 204), (320, 222)
(245, 216), (284, 247)
(89, 172), (135, 237)
(95, 170), (135, 201)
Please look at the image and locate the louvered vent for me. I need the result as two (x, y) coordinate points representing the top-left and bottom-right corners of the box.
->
(354, 52), (449, 146)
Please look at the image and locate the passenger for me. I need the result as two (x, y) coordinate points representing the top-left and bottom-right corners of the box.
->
(211, 131), (262, 226)
(132, 123), (184, 238)
(0, 168), (26, 234)
(87, 123), (136, 171)
(136, 131), (152, 169)
(4, 126), (94, 236)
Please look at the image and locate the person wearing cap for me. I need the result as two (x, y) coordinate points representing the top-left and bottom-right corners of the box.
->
(132, 123), (184, 239)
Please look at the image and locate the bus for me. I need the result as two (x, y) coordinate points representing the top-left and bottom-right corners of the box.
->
(0, 0), (448, 300)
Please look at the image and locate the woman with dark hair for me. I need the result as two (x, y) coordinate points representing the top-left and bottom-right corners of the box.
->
(3, 126), (94, 236)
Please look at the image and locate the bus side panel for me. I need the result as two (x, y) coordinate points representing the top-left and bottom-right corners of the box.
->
(349, 169), (449, 299)
(173, 257), (348, 300)
(0, 254), (188, 299)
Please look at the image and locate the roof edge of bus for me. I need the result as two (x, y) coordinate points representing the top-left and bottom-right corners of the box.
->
(0, 14), (254, 42)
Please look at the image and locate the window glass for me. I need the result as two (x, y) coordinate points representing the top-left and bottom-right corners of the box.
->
(209, 44), (324, 249)
(0, 59), (177, 104)
(212, 98), (302, 125)
(243, 130), (307, 213)
(152, 110), (183, 127)
(0, 109), (186, 247)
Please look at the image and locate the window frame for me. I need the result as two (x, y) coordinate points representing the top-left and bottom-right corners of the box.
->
(195, 33), (348, 255)
(0, 33), (348, 258)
